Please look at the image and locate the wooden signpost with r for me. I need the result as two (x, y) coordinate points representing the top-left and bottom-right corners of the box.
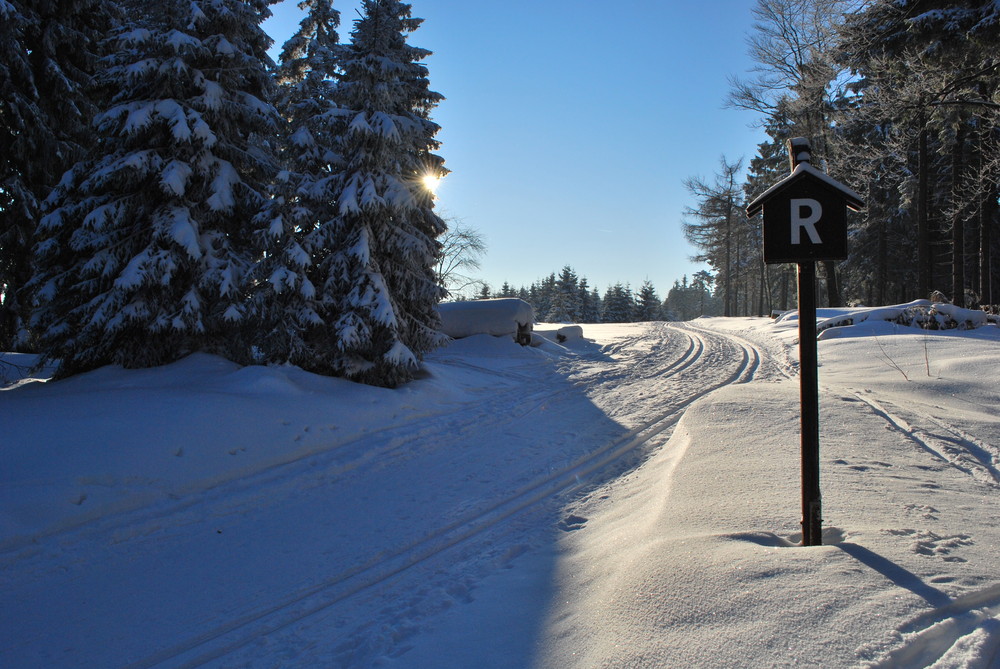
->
(745, 138), (864, 547)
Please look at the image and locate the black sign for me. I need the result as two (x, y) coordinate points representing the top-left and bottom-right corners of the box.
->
(761, 181), (848, 264)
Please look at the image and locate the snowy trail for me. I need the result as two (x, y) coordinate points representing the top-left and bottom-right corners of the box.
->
(2, 323), (766, 668)
(4, 317), (998, 668)
(140, 325), (763, 668)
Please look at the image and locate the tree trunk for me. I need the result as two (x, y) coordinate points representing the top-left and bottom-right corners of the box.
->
(780, 267), (790, 311)
(758, 257), (768, 316)
(951, 124), (966, 307)
(877, 216), (887, 305)
(917, 116), (931, 300)
(983, 187), (997, 306)
(823, 260), (841, 307)
(724, 210), (733, 318)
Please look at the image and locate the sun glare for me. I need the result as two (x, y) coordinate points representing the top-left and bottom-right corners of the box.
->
(421, 173), (442, 195)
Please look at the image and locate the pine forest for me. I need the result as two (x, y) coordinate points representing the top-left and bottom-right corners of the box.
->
(2, 0), (446, 386)
(1, 0), (998, 386)
(684, 0), (998, 318)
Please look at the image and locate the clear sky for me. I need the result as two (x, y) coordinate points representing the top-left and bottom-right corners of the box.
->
(263, 0), (769, 298)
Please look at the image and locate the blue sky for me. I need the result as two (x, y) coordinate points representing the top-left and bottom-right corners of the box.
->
(263, 0), (769, 298)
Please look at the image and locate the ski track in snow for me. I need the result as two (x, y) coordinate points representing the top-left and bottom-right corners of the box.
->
(4, 319), (998, 668)
(836, 388), (1000, 667)
(866, 583), (1000, 668)
(120, 323), (765, 668)
(0, 323), (763, 669)
(845, 390), (1000, 488)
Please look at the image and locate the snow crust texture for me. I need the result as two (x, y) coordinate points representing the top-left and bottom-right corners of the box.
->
(1, 312), (998, 668)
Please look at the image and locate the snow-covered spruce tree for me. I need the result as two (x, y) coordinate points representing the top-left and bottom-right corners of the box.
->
(29, 0), (279, 378)
(838, 0), (1000, 306)
(0, 0), (116, 350)
(577, 277), (601, 323)
(0, 0), (40, 349)
(546, 265), (580, 322)
(326, 0), (447, 387)
(247, 0), (342, 369)
(602, 283), (635, 323)
(635, 280), (662, 321)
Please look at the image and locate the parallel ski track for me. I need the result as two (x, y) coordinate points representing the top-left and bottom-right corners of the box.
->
(5, 327), (704, 563)
(847, 390), (1000, 487)
(555, 323), (704, 388)
(125, 326), (764, 669)
(871, 583), (1000, 668)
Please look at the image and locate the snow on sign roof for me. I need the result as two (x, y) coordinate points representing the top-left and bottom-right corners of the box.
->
(745, 162), (865, 218)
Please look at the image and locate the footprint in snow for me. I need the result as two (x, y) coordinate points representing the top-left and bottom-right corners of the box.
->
(558, 514), (588, 532)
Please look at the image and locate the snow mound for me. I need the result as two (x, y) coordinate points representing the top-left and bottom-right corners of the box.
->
(437, 298), (534, 344)
(814, 300), (994, 339)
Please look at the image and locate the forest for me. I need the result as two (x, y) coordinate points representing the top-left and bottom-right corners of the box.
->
(682, 0), (998, 318)
(466, 266), (717, 324)
(2, 0), (446, 387)
(1, 0), (998, 388)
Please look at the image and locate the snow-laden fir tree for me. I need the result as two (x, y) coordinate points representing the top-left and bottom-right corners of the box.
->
(547, 265), (580, 322)
(577, 277), (601, 323)
(0, 0), (116, 349)
(497, 282), (517, 298)
(0, 0), (39, 349)
(602, 283), (635, 323)
(29, 0), (279, 377)
(326, 0), (447, 387)
(635, 280), (662, 321)
(247, 0), (343, 369)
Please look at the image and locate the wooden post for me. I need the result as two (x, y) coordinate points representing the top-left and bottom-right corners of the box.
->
(746, 137), (862, 549)
(797, 262), (822, 546)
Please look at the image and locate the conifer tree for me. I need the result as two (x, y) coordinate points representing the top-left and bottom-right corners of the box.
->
(682, 156), (745, 317)
(327, 0), (447, 386)
(29, 0), (279, 377)
(1, 0), (116, 349)
(636, 280), (662, 321)
(602, 283), (635, 323)
(577, 277), (601, 323)
(0, 0), (39, 348)
(248, 0), (343, 368)
(547, 265), (580, 322)
(838, 0), (1000, 306)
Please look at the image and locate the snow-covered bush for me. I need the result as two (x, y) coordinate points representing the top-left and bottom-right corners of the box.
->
(816, 300), (993, 337)
(437, 299), (534, 345)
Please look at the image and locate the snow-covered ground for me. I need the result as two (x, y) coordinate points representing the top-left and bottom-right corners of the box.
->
(2, 310), (999, 668)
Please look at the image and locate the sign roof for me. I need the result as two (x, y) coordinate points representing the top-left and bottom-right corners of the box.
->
(746, 163), (865, 218)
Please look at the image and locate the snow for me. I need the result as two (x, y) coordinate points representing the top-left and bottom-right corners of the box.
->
(2, 309), (999, 667)
(164, 29), (199, 53)
(160, 159), (193, 197)
(206, 159), (240, 212)
(168, 206), (201, 259)
(814, 300), (994, 338)
(746, 161), (865, 217)
(122, 103), (155, 135)
(437, 298), (534, 339)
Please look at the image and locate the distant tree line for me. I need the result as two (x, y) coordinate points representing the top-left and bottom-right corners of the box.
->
(683, 0), (999, 316)
(1, 0), (447, 386)
(466, 266), (721, 324)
